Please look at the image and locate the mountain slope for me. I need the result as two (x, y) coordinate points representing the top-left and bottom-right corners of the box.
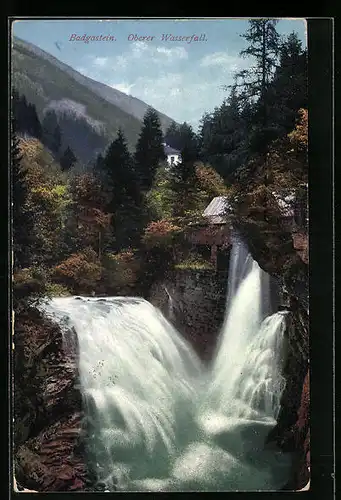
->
(11, 37), (176, 161)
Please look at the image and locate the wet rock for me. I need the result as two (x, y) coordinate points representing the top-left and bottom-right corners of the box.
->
(229, 204), (309, 490)
(149, 267), (228, 361)
(13, 307), (90, 491)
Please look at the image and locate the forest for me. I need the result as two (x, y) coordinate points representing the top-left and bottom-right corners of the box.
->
(12, 21), (307, 312)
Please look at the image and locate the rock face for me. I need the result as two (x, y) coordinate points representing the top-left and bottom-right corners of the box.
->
(232, 204), (309, 491)
(149, 267), (228, 361)
(13, 307), (93, 492)
(150, 221), (310, 490)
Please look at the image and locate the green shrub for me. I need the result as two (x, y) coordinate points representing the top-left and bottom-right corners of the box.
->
(53, 247), (102, 294)
(174, 254), (214, 271)
(44, 282), (71, 297)
(102, 249), (141, 293)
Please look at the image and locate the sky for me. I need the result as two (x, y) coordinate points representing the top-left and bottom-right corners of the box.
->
(12, 18), (307, 131)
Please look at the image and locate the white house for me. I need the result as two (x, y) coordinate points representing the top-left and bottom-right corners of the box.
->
(163, 143), (182, 167)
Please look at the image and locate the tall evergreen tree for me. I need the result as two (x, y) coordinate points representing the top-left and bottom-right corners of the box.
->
(103, 129), (144, 249)
(134, 108), (166, 191)
(60, 145), (77, 171)
(168, 123), (200, 220)
(12, 90), (42, 139)
(11, 118), (34, 270)
(17, 94), (28, 133)
(164, 121), (182, 150)
(94, 152), (104, 171)
(178, 122), (199, 164)
(198, 87), (251, 180)
(42, 110), (62, 155)
(269, 32), (308, 133)
(26, 103), (42, 139)
(234, 19), (281, 153)
(236, 19), (280, 106)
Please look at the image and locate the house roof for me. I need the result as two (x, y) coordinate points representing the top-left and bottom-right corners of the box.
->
(164, 144), (181, 155)
(202, 196), (231, 224)
(200, 189), (305, 226)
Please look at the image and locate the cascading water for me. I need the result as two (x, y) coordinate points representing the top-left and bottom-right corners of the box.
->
(39, 239), (292, 492)
(163, 286), (176, 322)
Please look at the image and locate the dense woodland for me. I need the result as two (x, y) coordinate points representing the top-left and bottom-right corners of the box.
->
(12, 21), (308, 311)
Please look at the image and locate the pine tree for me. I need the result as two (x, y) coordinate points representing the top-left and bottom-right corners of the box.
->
(42, 110), (62, 155)
(17, 95), (28, 133)
(27, 103), (42, 139)
(103, 129), (144, 249)
(134, 108), (166, 191)
(94, 152), (104, 171)
(178, 122), (198, 164)
(60, 146), (77, 171)
(164, 121), (181, 149)
(11, 118), (34, 270)
(236, 19), (280, 105)
(234, 19), (281, 154)
(269, 32), (308, 133)
(198, 87), (250, 180)
(12, 90), (42, 140)
(168, 123), (200, 221)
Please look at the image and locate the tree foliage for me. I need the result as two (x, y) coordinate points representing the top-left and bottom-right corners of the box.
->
(53, 247), (102, 294)
(12, 89), (42, 140)
(11, 21), (308, 305)
(12, 120), (35, 270)
(60, 146), (77, 171)
(101, 128), (144, 250)
(199, 24), (307, 181)
(42, 110), (62, 156)
(134, 107), (166, 191)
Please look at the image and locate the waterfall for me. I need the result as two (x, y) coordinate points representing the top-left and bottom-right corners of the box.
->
(39, 240), (292, 492)
(164, 286), (176, 322)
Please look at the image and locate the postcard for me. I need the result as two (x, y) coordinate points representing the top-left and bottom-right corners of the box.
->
(10, 17), (313, 493)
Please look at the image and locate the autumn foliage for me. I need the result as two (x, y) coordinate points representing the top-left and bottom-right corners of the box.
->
(195, 163), (229, 198)
(288, 108), (308, 150)
(143, 220), (182, 248)
(53, 248), (102, 294)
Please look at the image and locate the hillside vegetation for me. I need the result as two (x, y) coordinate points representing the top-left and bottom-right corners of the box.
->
(12, 37), (175, 161)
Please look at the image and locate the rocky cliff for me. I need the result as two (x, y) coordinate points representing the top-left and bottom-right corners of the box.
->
(232, 199), (310, 491)
(149, 199), (310, 490)
(13, 307), (97, 492)
(149, 266), (228, 361)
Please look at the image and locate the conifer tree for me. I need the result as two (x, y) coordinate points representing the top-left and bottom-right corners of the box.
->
(42, 110), (62, 155)
(178, 122), (198, 165)
(198, 87), (250, 180)
(11, 118), (34, 270)
(26, 103), (42, 139)
(94, 152), (104, 171)
(60, 145), (77, 171)
(234, 19), (281, 153)
(269, 32), (308, 133)
(12, 90), (42, 139)
(164, 121), (181, 149)
(103, 129), (144, 249)
(134, 108), (166, 191)
(236, 19), (280, 107)
(168, 123), (200, 220)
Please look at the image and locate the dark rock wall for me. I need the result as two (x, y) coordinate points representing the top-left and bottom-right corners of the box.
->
(13, 308), (93, 492)
(234, 212), (309, 490)
(149, 266), (229, 361)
